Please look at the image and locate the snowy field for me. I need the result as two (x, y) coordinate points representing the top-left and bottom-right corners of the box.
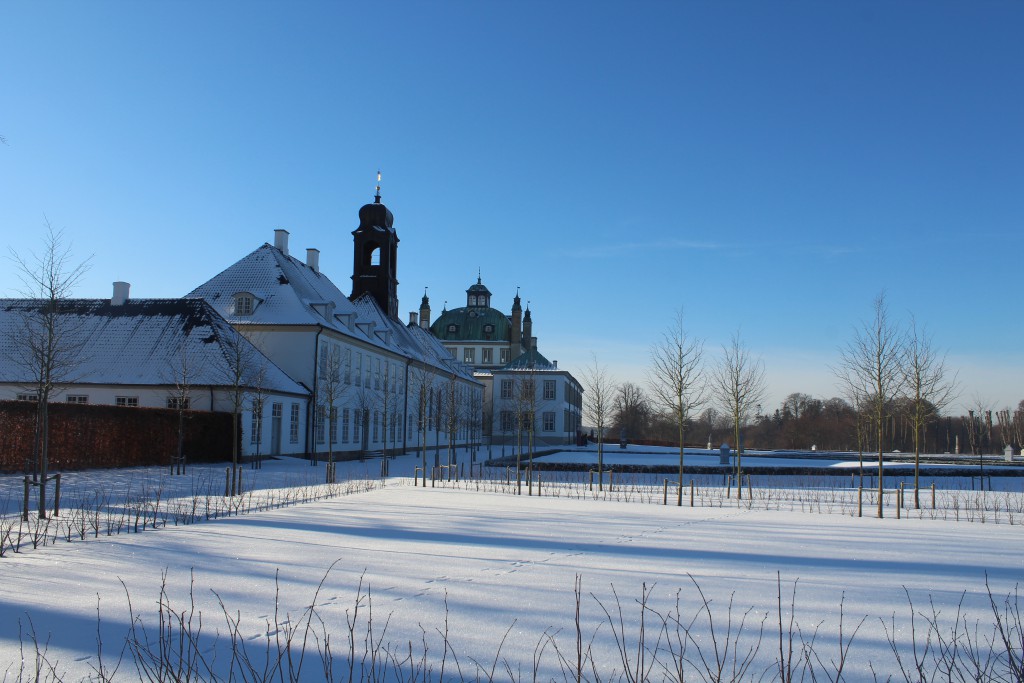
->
(1, 453), (1022, 681)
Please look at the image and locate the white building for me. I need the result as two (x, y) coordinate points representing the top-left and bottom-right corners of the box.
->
(2, 190), (483, 461)
(486, 348), (583, 448)
(187, 190), (482, 458)
(0, 293), (309, 457)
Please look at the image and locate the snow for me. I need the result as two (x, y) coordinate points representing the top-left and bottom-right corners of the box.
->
(0, 454), (1021, 681)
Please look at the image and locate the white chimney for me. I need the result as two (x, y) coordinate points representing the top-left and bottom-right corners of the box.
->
(274, 229), (290, 255)
(112, 281), (130, 306)
(409, 311), (419, 326)
(306, 248), (320, 273)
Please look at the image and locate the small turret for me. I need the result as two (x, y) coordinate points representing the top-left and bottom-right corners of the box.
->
(510, 288), (522, 358)
(419, 289), (431, 329)
(523, 305), (533, 352)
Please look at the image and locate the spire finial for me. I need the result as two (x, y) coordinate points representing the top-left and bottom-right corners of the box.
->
(374, 169), (382, 204)
(477, 266), (482, 284)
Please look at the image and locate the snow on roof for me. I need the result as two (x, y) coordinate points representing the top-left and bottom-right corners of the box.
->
(186, 244), (361, 331)
(0, 298), (308, 396)
(188, 239), (477, 384)
(352, 294), (478, 383)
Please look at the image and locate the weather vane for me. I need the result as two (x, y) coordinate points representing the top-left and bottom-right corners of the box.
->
(374, 169), (382, 202)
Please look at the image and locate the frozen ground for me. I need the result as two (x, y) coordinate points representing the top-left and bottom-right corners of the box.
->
(0, 452), (1022, 681)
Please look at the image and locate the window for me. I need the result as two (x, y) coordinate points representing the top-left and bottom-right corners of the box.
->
(329, 407), (338, 444)
(289, 403), (300, 443)
(543, 380), (556, 401)
(483, 324), (494, 334)
(482, 348), (493, 364)
(167, 397), (189, 410)
(115, 396), (139, 407)
(16, 393), (39, 402)
(67, 395), (89, 404)
(500, 348), (509, 364)
(375, 359), (381, 389)
(500, 379), (513, 399)
(372, 410), (379, 442)
(355, 353), (362, 386)
(342, 408), (350, 443)
(344, 349), (352, 384)
(468, 295), (477, 306)
(354, 409), (362, 443)
(543, 412), (556, 432)
(464, 348), (475, 364)
(315, 406), (326, 444)
(251, 410), (263, 444)
(500, 410), (514, 432)
(447, 324), (458, 333)
(446, 346), (457, 358)
(234, 294), (254, 316)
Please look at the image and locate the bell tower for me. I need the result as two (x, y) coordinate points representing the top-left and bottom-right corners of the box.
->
(351, 172), (400, 319)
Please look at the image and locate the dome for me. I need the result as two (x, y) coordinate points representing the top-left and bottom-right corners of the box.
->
(430, 307), (511, 341)
(357, 199), (394, 231)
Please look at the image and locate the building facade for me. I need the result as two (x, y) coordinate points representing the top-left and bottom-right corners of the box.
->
(425, 276), (583, 447)
(1, 190), (483, 461)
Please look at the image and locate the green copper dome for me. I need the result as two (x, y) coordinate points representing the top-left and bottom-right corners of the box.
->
(430, 307), (511, 341)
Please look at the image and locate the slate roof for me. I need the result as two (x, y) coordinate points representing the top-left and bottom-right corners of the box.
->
(0, 298), (307, 395)
(188, 240), (477, 384)
(352, 294), (477, 382)
(186, 243), (362, 332)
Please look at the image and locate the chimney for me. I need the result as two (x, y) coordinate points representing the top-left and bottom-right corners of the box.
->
(531, 336), (538, 352)
(306, 248), (320, 273)
(409, 311), (419, 326)
(274, 229), (290, 255)
(111, 281), (130, 306)
(553, 360), (557, 369)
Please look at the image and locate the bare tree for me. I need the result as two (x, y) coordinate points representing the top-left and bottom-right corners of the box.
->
(612, 382), (651, 441)
(316, 341), (348, 478)
(408, 362), (435, 486)
(220, 331), (259, 495)
(248, 362), (270, 470)
(582, 354), (617, 492)
(834, 293), (905, 518)
(902, 317), (958, 508)
(165, 338), (204, 475)
(7, 221), (90, 517)
(647, 309), (707, 505)
(710, 332), (768, 499)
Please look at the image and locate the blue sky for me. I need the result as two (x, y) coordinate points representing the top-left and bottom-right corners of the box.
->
(2, 1), (1022, 414)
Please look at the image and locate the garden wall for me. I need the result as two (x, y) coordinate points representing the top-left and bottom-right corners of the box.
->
(0, 400), (235, 472)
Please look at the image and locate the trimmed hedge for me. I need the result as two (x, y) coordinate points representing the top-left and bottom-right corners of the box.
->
(0, 400), (234, 472)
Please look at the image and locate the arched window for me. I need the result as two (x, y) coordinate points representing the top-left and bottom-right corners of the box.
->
(369, 246), (380, 266)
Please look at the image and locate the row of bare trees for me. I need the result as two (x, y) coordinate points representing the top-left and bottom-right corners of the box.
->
(583, 296), (971, 517)
(583, 310), (768, 503)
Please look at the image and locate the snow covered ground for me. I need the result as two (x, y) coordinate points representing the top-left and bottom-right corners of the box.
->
(1, 453), (1022, 681)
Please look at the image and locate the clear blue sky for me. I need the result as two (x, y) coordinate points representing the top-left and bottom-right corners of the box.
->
(2, 1), (1022, 415)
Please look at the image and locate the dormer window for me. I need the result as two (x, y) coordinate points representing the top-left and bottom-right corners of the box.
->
(234, 293), (254, 316)
(468, 295), (477, 306)
(483, 324), (494, 334)
(447, 324), (458, 334)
